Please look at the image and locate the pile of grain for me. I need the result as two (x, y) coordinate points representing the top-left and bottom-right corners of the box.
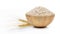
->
(26, 7), (54, 16)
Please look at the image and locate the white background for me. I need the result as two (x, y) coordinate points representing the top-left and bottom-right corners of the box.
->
(0, 0), (60, 34)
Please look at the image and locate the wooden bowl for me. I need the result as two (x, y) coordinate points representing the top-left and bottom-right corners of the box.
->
(26, 14), (55, 28)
